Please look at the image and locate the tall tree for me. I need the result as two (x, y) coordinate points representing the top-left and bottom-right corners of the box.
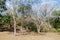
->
(5, 0), (32, 35)
(36, 3), (56, 32)
(5, 0), (21, 36)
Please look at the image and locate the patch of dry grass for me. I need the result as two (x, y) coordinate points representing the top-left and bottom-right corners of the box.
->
(0, 32), (60, 40)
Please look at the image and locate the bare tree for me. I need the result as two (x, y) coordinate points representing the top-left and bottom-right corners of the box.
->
(38, 2), (56, 32)
(39, 2), (56, 19)
(5, 0), (21, 36)
(32, 2), (57, 33)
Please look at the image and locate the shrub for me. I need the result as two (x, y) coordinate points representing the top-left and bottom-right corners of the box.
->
(50, 17), (60, 32)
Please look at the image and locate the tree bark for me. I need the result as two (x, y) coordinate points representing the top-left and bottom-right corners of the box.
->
(37, 25), (40, 33)
(13, 15), (16, 36)
(12, 10), (16, 36)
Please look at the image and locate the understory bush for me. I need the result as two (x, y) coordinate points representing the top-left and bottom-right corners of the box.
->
(0, 14), (13, 31)
(50, 17), (60, 32)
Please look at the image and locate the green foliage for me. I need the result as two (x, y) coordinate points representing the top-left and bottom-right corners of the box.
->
(57, 28), (60, 32)
(18, 4), (31, 15)
(1, 15), (10, 24)
(0, 14), (12, 31)
(0, 0), (7, 12)
(16, 18), (21, 26)
(50, 17), (60, 29)
(27, 22), (37, 32)
(16, 18), (37, 32)
(52, 10), (60, 16)
(50, 10), (60, 32)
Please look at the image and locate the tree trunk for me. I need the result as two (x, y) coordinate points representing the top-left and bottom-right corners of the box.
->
(37, 25), (40, 33)
(12, 10), (16, 36)
(13, 15), (16, 36)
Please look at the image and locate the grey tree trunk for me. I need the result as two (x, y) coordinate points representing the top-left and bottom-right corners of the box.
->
(36, 24), (41, 33)
(12, 10), (16, 36)
(13, 15), (16, 36)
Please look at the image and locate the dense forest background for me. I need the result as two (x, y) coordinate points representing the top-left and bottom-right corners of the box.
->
(0, 0), (60, 35)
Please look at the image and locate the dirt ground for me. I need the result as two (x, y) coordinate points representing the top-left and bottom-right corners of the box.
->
(0, 32), (60, 40)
